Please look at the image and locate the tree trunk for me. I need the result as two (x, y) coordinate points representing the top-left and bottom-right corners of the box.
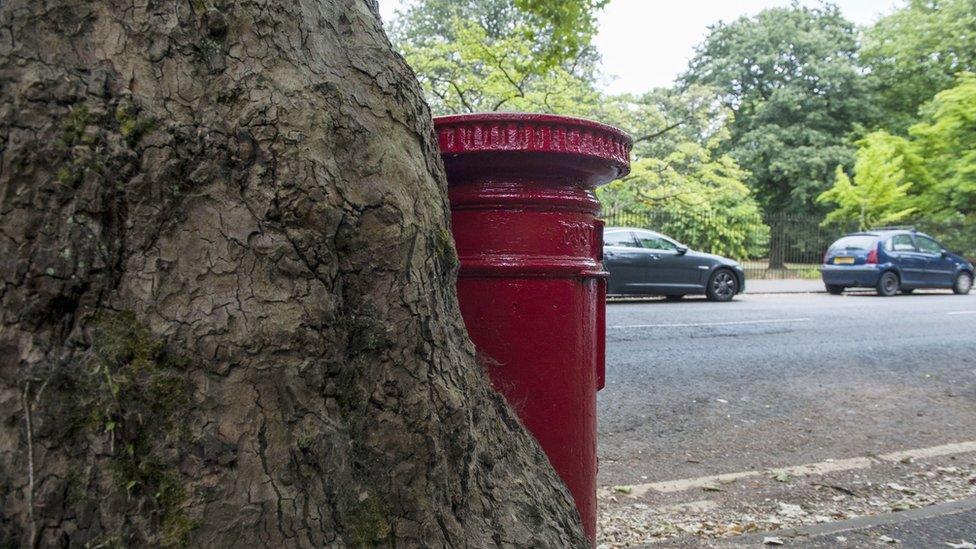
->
(767, 217), (788, 270)
(0, 1), (587, 547)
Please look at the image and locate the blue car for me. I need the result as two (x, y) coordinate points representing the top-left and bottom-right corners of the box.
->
(821, 228), (974, 296)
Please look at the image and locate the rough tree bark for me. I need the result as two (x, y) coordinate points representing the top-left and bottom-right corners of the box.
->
(768, 218), (787, 270)
(0, 0), (588, 546)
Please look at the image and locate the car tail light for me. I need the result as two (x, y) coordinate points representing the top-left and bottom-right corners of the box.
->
(866, 246), (878, 265)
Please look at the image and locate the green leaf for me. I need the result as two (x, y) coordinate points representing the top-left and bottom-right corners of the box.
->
(681, 4), (873, 218)
(389, 0), (605, 115)
(862, 0), (976, 133)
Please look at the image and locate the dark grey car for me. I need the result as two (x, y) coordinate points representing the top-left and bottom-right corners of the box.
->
(603, 227), (746, 301)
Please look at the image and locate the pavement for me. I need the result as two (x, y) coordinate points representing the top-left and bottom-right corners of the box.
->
(746, 278), (824, 294)
(596, 290), (976, 546)
(726, 498), (976, 547)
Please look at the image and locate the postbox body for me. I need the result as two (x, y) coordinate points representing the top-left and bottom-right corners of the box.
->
(434, 113), (631, 543)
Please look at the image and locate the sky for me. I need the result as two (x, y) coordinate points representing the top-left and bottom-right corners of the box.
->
(378, 0), (904, 95)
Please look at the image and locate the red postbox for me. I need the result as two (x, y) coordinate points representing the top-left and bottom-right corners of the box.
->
(434, 113), (631, 543)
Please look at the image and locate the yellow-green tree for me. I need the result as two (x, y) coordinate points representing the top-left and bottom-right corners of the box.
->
(817, 132), (918, 230)
(909, 73), (976, 218)
(821, 73), (976, 230)
(597, 117), (767, 259)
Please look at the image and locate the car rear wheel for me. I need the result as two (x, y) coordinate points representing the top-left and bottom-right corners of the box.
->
(706, 269), (737, 302)
(826, 284), (844, 295)
(953, 272), (973, 295)
(876, 271), (899, 297)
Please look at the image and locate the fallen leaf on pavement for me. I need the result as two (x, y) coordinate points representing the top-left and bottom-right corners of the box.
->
(778, 502), (806, 518)
(763, 537), (784, 545)
(612, 485), (632, 494)
(812, 482), (860, 497)
(886, 483), (917, 495)
(945, 542), (976, 549)
(879, 535), (900, 543)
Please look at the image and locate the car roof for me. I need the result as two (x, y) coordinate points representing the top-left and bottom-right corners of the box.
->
(605, 226), (656, 234)
(839, 229), (919, 238)
(605, 226), (680, 244)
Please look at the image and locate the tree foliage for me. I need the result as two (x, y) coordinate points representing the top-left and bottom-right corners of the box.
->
(390, 0), (603, 114)
(817, 133), (918, 230)
(598, 145), (767, 259)
(593, 85), (732, 160)
(907, 73), (976, 219)
(862, 0), (976, 133)
(681, 4), (874, 217)
(819, 73), (976, 236)
(512, 0), (610, 67)
(596, 88), (766, 258)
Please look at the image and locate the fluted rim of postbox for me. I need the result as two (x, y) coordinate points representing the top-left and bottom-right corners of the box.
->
(433, 112), (632, 180)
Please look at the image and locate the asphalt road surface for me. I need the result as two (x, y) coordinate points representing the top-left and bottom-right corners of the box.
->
(598, 290), (976, 488)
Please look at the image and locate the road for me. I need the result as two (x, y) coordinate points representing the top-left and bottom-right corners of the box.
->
(598, 290), (976, 487)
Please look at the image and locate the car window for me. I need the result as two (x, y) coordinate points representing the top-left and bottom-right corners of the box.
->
(635, 232), (678, 251)
(914, 235), (942, 254)
(830, 235), (878, 250)
(604, 231), (637, 248)
(887, 234), (916, 252)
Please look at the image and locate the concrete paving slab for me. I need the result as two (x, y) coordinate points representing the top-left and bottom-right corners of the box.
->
(724, 497), (976, 547)
(746, 278), (824, 294)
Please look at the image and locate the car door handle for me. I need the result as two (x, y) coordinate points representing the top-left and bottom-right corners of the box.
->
(605, 251), (615, 258)
(650, 255), (661, 260)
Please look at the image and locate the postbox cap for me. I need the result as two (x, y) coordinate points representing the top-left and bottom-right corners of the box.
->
(434, 112), (632, 185)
